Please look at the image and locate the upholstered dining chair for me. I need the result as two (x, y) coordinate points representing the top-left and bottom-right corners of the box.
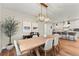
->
(14, 40), (30, 56)
(40, 38), (53, 56)
(33, 35), (38, 38)
(53, 34), (61, 55)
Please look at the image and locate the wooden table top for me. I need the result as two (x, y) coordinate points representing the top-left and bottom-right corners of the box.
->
(18, 35), (53, 52)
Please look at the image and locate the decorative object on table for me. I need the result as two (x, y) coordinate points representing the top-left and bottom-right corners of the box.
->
(1, 16), (19, 50)
(44, 34), (47, 38)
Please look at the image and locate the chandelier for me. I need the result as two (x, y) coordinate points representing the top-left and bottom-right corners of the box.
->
(38, 3), (50, 22)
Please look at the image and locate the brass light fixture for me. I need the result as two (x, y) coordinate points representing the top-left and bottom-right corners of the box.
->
(38, 3), (50, 22)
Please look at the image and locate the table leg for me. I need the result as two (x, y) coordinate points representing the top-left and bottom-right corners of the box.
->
(34, 48), (40, 56)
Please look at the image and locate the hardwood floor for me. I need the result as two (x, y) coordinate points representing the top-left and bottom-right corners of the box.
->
(59, 39), (79, 56)
(0, 48), (15, 56)
(1, 39), (79, 56)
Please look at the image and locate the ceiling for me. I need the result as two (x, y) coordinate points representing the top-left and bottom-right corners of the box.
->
(1, 3), (79, 23)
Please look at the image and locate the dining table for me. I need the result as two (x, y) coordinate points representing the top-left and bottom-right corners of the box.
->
(18, 35), (54, 56)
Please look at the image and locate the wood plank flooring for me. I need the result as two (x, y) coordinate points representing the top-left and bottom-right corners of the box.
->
(59, 39), (79, 56)
(1, 39), (79, 56)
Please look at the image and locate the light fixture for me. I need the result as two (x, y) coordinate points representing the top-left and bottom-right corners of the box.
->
(38, 3), (50, 22)
(44, 6), (50, 22)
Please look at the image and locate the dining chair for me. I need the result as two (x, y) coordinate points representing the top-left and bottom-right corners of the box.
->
(62, 32), (67, 39)
(33, 35), (38, 38)
(14, 40), (30, 56)
(75, 33), (78, 40)
(40, 38), (53, 56)
(53, 34), (61, 55)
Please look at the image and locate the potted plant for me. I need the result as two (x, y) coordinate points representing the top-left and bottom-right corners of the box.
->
(1, 16), (18, 50)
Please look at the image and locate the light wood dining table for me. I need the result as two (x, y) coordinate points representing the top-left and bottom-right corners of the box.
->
(18, 35), (54, 56)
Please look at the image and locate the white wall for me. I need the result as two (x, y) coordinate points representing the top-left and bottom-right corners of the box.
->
(38, 22), (44, 36)
(45, 23), (53, 35)
(1, 7), (23, 49)
(0, 7), (39, 50)
(70, 20), (79, 29)
(38, 22), (53, 36)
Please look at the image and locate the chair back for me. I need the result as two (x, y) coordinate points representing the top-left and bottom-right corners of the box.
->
(44, 38), (53, 50)
(54, 34), (59, 46)
(75, 32), (79, 40)
(14, 40), (21, 56)
(33, 35), (38, 38)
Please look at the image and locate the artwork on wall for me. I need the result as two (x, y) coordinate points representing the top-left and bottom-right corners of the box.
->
(24, 26), (30, 30)
(33, 27), (38, 29)
(32, 23), (38, 32)
(23, 21), (31, 34)
(22, 21), (39, 35)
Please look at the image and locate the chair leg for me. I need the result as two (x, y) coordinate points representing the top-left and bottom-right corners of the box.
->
(54, 46), (60, 56)
(56, 46), (59, 55)
(56, 43), (61, 55)
(53, 46), (55, 56)
(29, 50), (33, 56)
(53, 46), (56, 56)
(45, 50), (46, 56)
(55, 46), (57, 56)
(58, 41), (62, 52)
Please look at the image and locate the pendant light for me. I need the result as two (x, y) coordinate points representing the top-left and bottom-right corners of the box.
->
(39, 3), (44, 22)
(38, 3), (50, 22)
(44, 6), (50, 22)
